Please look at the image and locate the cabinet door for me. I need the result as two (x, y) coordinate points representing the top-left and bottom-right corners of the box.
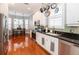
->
(36, 32), (42, 45)
(41, 37), (45, 46)
(66, 3), (79, 25)
(44, 35), (51, 52)
(49, 37), (59, 55)
(36, 32), (46, 48)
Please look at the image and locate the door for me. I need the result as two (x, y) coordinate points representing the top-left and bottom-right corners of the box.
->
(44, 35), (51, 52)
(36, 32), (42, 45)
(49, 37), (59, 55)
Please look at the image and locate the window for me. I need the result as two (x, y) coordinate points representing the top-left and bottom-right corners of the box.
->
(48, 4), (65, 29)
(48, 19), (55, 28)
(6, 17), (29, 30)
(25, 19), (28, 29)
(13, 18), (24, 29)
(13, 18), (19, 29)
(48, 17), (64, 29)
(18, 19), (23, 28)
(7, 18), (12, 30)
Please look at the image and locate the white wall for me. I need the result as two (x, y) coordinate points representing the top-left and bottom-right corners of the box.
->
(48, 3), (65, 29)
(33, 11), (47, 27)
(33, 3), (65, 29)
(0, 4), (8, 16)
(28, 15), (33, 30)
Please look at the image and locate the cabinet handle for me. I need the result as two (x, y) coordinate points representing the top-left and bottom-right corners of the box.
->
(74, 44), (79, 47)
(42, 38), (44, 45)
(50, 42), (54, 51)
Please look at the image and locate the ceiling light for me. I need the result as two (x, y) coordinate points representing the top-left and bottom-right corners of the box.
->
(9, 3), (15, 5)
(27, 7), (31, 10)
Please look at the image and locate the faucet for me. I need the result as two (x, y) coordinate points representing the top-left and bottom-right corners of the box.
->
(70, 29), (73, 33)
(52, 27), (55, 33)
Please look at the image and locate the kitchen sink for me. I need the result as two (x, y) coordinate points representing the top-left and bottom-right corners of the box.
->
(46, 33), (59, 36)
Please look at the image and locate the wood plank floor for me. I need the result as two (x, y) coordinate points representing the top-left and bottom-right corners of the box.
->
(7, 35), (50, 55)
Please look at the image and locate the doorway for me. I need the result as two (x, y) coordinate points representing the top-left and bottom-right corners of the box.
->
(7, 17), (29, 53)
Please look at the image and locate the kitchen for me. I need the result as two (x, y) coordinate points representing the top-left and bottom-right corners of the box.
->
(0, 3), (79, 55)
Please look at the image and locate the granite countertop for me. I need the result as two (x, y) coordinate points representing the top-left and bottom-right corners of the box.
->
(37, 31), (79, 46)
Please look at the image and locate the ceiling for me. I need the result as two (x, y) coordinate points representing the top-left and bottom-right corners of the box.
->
(8, 3), (42, 16)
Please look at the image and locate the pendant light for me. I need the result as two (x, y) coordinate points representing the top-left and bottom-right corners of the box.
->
(40, 3), (58, 17)
(51, 3), (57, 9)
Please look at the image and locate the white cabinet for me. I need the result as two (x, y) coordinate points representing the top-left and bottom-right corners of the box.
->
(36, 32), (43, 46)
(36, 32), (50, 51)
(36, 32), (59, 55)
(44, 35), (51, 52)
(33, 11), (46, 26)
(66, 3), (79, 26)
(49, 37), (59, 55)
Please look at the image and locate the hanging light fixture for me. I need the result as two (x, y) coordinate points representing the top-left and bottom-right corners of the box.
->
(40, 3), (58, 17)
(40, 3), (57, 12)
(44, 10), (50, 17)
(51, 3), (57, 9)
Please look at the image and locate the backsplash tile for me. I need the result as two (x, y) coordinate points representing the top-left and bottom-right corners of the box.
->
(65, 26), (79, 34)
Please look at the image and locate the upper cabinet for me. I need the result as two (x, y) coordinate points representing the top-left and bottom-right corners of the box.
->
(66, 3), (79, 26)
(48, 3), (65, 29)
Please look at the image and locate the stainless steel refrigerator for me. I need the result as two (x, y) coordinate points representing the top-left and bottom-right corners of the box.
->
(0, 13), (8, 55)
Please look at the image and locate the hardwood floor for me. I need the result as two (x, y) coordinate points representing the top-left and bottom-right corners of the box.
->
(7, 35), (50, 55)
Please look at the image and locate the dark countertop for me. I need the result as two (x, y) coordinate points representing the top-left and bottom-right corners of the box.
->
(36, 31), (79, 46)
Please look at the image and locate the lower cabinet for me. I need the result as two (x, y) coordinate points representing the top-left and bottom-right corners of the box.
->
(45, 38), (50, 50)
(36, 32), (59, 55)
(36, 32), (79, 55)
(36, 32), (50, 52)
(49, 37), (59, 55)
(36, 32), (42, 46)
